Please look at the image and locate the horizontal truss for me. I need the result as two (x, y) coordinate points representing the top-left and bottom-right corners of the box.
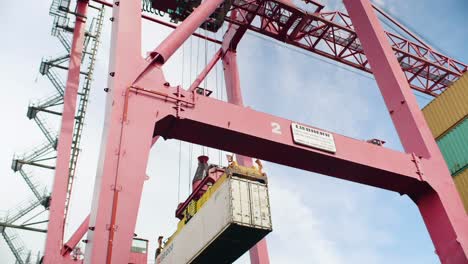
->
(222, 0), (466, 96)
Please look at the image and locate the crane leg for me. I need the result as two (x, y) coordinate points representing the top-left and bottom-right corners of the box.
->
(43, 1), (89, 263)
(223, 50), (271, 264)
(343, 0), (468, 263)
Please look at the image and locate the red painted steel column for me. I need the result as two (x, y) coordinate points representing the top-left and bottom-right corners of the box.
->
(82, 1), (155, 263)
(150, 0), (224, 63)
(43, 1), (89, 263)
(62, 215), (90, 256)
(343, 1), (468, 263)
(223, 50), (271, 264)
(189, 48), (222, 92)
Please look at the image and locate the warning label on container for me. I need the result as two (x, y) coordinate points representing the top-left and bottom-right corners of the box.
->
(291, 123), (336, 153)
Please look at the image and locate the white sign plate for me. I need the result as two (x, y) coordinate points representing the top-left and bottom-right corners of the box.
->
(291, 123), (336, 153)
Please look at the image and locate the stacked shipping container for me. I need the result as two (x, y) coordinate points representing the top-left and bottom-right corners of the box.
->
(422, 73), (468, 213)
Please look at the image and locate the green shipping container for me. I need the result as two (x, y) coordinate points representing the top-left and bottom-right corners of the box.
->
(437, 117), (468, 175)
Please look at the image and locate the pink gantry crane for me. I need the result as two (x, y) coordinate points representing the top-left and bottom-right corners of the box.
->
(39, 0), (468, 263)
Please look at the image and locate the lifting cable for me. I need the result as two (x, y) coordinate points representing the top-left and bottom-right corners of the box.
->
(178, 140), (182, 203)
(244, 30), (433, 102)
(213, 28), (223, 166)
(195, 27), (207, 157)
(219, 22), (227, 167)
(188, 143), (193, 194)
(195, 31), (205, 157)
(188, 31), (194, 195)
(177, 39), (186, 203)
(204, 25), (209, 158)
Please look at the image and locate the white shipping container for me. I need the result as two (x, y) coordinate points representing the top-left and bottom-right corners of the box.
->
(157, 176), (272, 264)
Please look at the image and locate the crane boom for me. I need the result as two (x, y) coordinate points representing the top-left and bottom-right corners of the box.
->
(222, 0), (467, 96)
(143, 0), (467, 96)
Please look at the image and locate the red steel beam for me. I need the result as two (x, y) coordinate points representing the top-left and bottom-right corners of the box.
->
(343, 0), (468, 262)
(92, 0), (222, 44)
(371, 4), (435, 51)
(136, 85), (421, 192)
(43, 1), (89, 263)
(83, 1), (149, 262)
(223, 50), (270, 263)
(148, 0), (224, 64)
(83, 0), (229, 262)
(188, 48), (222, 92)
(134, 0), (224, 83)
(222, 10), (258, 53)
(62, 215), (90, 256)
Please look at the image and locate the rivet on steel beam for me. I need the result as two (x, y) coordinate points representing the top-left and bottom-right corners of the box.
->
(110, 72), (115, 77)
(110, 17), (114, 22)
(115, 2), (120, 6)
(164, 82), (170, 87)
(106, 224), (119, 231)
(104, 88), (109, 92)
(88, 226), (95, 231)
(111, 184), (122, 191)
(82, 239), (89, 243)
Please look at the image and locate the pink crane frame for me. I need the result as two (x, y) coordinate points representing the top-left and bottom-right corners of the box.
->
(42, 0), (468, 263)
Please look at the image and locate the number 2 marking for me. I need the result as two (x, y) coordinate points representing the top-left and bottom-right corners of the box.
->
(271, 122), (282, 135)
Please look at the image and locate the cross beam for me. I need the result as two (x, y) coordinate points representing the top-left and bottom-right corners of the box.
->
(138, 84), (421, 191)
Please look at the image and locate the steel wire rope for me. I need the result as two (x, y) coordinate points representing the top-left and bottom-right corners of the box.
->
(245, 30), (433, 103)
(188, 32), (194, 195)
(178, 138), (182, 202)
(195, 29), (206, 157)
(204, 25), (210, 158)
(371, 1), (451, 57)
(373, 13), (435, 103)
(177, 39), (186, 203)
(371, 4), (461, 102)
(189, 141), (193, 194)
(213, 28), (223, 166)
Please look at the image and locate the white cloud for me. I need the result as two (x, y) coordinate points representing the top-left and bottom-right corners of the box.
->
(269, 183), (343, 264)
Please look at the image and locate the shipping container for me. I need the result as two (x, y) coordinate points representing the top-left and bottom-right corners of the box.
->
(422, 72), (468, 138)
(454, 169), (468, 214)
(157, 176), (272, 264)
(437, 117), (468, 175)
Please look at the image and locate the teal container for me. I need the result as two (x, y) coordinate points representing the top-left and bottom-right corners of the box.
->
(437, 117), (468, 175)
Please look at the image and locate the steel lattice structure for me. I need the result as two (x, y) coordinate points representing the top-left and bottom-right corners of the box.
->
(222, 0), (467, 96)
(0, 1), (104, 263)
(32, 0), (468, 263)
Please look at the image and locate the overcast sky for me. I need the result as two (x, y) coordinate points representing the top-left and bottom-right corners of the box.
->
(0, 0), (467, 263)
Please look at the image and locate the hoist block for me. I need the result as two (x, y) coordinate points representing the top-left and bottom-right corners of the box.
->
(151, 0), (231, 32)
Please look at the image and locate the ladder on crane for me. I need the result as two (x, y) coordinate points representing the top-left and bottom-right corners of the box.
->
(0, 1), (105, 263)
